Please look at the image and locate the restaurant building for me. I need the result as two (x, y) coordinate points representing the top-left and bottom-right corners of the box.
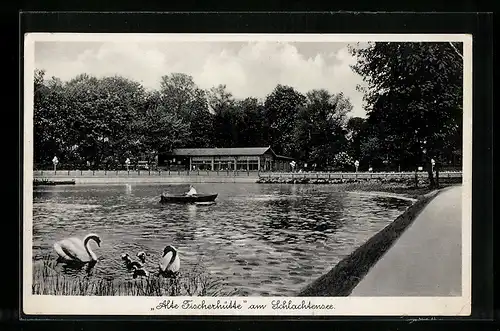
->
(158, 146), (294, 172)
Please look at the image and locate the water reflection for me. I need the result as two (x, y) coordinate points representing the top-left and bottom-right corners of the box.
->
(186, 204), (197, 219)
(32, 183), (412, 296)
(263, 190), (346, 238)
(125, 184), (132, 195)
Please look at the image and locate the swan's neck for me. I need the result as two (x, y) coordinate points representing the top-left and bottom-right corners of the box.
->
(169, 249), (177, 266)
(84, 236), (98, 261)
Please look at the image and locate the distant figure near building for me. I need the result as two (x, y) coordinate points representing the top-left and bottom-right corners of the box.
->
(185, 185), (197, 197)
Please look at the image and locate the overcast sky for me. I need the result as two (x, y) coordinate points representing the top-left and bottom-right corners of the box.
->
(35, 41), (368, 118)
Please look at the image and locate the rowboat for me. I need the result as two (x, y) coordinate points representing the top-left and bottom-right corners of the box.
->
(160, 193), (218, 204)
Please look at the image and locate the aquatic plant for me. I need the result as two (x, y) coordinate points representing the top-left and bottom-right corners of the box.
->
(32, 255), (235, 296)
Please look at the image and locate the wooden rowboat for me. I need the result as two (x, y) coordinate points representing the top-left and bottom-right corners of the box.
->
(160, 193), (218, 204)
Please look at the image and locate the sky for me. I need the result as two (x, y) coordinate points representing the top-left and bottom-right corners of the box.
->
(34, 41), (368, 118)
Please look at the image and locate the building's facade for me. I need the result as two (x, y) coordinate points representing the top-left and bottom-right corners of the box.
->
(158, 146), (294, 172)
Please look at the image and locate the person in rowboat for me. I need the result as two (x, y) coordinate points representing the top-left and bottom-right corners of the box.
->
(185, 185), (197, 197)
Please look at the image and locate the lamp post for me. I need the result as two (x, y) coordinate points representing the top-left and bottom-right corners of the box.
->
(52, 156), (59, 174)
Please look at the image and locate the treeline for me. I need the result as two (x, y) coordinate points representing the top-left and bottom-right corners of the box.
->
(34, 42), (463, 179)
(34, 70), (354, 170)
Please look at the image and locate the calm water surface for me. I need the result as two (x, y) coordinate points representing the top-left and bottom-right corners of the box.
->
(32, 183), (412, 296)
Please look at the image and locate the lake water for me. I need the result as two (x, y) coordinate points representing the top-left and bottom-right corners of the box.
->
(32, 183), (412, 296)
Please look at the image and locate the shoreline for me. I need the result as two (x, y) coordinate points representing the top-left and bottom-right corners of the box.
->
(297, 186), (448, 296)
(31, 175), (454, 202)
(32, 173), (460, 192)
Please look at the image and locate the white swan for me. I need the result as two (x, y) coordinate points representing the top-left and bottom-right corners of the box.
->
(159, 245), (180, 277)
(54, 233), (101, 263)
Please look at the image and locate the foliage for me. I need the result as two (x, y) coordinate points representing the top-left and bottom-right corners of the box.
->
(208, 84), (239, 147)
(264, 85), (306, 156)
(159, 73), (214, 148)
(293, 90), (351, 168)
(349, 42), (463, 179)
(332, 151), (355, 170)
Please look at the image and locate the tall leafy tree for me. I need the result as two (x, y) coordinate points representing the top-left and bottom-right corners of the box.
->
(236, 97), (267, 147)
(159, 73), (214, 147)
(293, 90), (352, 169)
(264, 85), (306, 155)
(34, 70), (73, 167)
(208, 84), (240, 147)
(350, 42), (463, 186)
(63, 74), (146, 168)
(134, 90), (191, 164)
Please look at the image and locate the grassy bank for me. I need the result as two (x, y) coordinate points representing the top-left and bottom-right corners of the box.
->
(338, 182), (455, 200)
(32, 255), (234, 296)
(298, 188), (443, 297)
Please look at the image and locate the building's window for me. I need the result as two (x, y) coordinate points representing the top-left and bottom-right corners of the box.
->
(213, 160), (235, 171)
(236, 161), (248, 170)
(235, 156), (259, 161)
(192, 157), (213, 162)
(214, 157), (234, 162)
(248, 160), (259, 171)
(191, 160), (211, 170)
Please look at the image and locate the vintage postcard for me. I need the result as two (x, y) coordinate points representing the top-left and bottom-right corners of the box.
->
(23, 33), (472, 316)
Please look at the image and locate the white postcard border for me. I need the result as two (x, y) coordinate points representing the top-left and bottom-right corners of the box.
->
(22, 33), (473, 317)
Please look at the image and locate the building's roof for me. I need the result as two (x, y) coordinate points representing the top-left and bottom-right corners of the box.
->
(172, 147), (274, 157)
(275, 154), (295, 160)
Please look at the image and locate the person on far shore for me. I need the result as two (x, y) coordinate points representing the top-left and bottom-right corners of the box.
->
(185, 185), (197, 197)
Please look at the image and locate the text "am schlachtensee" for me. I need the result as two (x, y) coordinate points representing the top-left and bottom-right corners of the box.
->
(154, 299), (335, 310)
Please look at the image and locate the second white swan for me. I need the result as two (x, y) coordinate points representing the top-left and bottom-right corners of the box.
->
(159, 245), (180, 277)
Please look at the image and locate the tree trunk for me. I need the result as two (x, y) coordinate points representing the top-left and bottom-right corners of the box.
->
(427, 161), (435, 188)
(435, 162), (440, 188)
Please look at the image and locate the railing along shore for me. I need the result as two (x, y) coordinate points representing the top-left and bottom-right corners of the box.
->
(34, 169), (260, 177)
(33, 169), (462, 179)
(258, 171), (463, 180)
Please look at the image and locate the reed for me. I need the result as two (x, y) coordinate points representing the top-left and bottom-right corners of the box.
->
(32, 255), (235, 296)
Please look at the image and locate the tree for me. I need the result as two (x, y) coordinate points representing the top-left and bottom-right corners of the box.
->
(234, 97), (267, 147)
(264, 85), (306, 156)
(159, 73), (213, 148)
(33, 70), (76, 167)
(350, 42), (463, 187)
(134, 91), (191, 164)
(159, 73), (198, 115)
(63, 74), (147, 168)
(208, 84), (240, 147)
(345, 116), (367, 163)
(293, 90), (352, 169)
